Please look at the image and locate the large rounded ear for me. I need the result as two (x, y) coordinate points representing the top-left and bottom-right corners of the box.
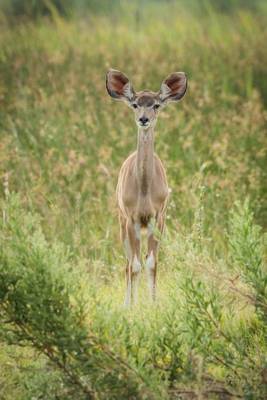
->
(106, 69), (135, 102)
(159, 72), (187, 104)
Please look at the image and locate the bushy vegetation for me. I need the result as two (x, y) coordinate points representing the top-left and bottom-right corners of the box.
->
(0, 1), (266, 398)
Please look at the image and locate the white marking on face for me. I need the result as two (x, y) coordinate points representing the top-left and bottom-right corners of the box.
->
(134, 223), (141, 240)
(132, 255), (141, 273)
(146, 251), (154, 270)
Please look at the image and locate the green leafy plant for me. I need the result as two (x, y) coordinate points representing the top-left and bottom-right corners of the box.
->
(228, 199), (267, 321)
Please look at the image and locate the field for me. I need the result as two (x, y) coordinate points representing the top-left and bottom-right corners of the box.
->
(0, 1), (267, 399)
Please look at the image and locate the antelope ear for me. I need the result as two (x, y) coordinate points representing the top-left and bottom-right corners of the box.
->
(159, 72), (187, 103)
(106, 69), (135, 102)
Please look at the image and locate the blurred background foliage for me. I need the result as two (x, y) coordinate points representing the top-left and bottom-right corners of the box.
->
(0, 0), (267, 399)
(1, 0), (267, 18)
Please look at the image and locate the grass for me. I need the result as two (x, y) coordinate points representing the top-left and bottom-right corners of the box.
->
(0, 1), (267, 398)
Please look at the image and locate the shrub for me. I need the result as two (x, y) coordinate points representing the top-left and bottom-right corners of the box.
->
(0, 195), (154, 399)
(228, 199), (267, 322)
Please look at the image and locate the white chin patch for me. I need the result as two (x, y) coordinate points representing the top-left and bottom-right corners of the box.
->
(138, 122), (150, 129)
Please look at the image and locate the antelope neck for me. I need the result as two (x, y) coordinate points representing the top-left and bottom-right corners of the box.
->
(136, 126), (155, 196)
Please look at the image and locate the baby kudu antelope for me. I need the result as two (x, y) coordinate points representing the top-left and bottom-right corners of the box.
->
(106, 69), (187, 306)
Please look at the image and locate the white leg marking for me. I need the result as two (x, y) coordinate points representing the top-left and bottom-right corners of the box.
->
(132, 254), (141, 305)
(124, 238), (132, 261)
(125, 280), (131, 308)
(146, 251), (155, 270)
(134, 223), (141, 240)
(147, 218), (155, 238)
(146, 251), (155, 299)
(132, 254), (141, 273)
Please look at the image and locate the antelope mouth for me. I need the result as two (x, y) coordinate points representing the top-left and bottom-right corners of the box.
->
(138, 121), (150, 129)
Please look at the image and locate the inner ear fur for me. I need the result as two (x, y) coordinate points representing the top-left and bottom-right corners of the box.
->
(106, 69), (135, 101)
(159, 72), (187, 103)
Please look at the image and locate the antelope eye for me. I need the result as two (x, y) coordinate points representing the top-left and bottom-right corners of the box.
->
(153, 104), (160, 110)
(132, 103), (138, 109)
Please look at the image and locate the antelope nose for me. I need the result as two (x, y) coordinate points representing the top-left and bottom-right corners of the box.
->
(139, 116), (149, 125)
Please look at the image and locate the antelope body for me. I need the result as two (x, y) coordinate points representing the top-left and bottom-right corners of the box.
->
(106, 69), (187, 306)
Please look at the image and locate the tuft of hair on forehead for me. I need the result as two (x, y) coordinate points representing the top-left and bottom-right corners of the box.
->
(136, 92), (157, 107)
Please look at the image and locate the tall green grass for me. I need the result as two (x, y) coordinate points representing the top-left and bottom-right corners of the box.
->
(0, 2), (267, 398)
